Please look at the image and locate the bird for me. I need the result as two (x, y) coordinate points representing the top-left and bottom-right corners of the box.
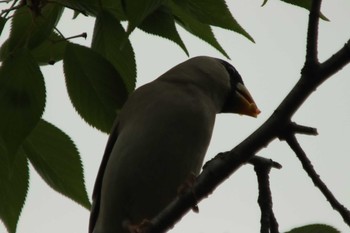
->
(89, 56), (260, 233)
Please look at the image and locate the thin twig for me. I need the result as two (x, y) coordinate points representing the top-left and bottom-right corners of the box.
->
(255, 165), (271, 233)
(290, 122), (318, 136)
(53, 26), (66, 40)
(320, 39), (350, 81)
(253, 157), (280, 233)
(56, 32), (87, 42)
(285, 133), (350, 226)
(249, 156), (282, 169)
(1, 0), (21, 18)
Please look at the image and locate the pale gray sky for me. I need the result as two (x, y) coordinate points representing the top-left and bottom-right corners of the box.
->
(1, 1), (350, 233)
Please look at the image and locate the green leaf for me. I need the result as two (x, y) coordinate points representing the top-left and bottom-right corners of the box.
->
(73, 10), (80, 19)
(0, 148), (29, 233)
(31, 32), (69, 65)
(0, 16), (7, 36)
(0, 39), (10, 61)
(173, 0), (254, 42)
(123, 0), (166, 34)
(66, 0), (125, 19)
(1, 33), (68, 65)
(169, 2), (229, 59)
(63, 43), (128, 132)
(101, 0), (126, 20)
(23, 119), (91, 209)
(92, 10), (136, 92)
(52, 0), (100, 16)
(8, 4), (63, 52)
(285, 224), (340, 233)
(0, 49), (46, 155)
(139, 5), (189, 56)
(273, 0), (328, 20)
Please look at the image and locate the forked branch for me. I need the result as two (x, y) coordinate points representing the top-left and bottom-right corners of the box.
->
(144, 0), (350, 232)
(284, 134), (350, 225)
(251, 157), (281, 233)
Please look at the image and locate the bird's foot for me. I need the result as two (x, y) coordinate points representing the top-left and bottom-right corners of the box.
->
(124, 219), (152, 233)
(177, 172), (199, 213)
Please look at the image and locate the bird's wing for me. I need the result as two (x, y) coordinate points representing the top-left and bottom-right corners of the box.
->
(89, 118), (120, 233)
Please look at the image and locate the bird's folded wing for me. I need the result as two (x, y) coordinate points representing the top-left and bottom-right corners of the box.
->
(89, 118), (120, 233)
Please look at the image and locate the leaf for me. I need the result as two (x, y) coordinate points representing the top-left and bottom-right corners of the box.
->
(173, 0), (254, 42)
(0, 148), (29, 233)
(23, 119), (91, 209)
(285, 224), (340, 233)
(1, 33), (68, 65)
(169, 2), (229, 59)
(263, 0), (329, 20)
(8, 4), (63, 52)
(30, 32), (69, 65)
(0, 39), (10, 61)
(65, 0), (125, 19)
(0, 16), (7, 36)
(52, 0), (100, 16)
(101, 0), (126, 20)
(0, 49), (46, 156)
(139, 5), (189, 56)
(63, 43), (128, 132)
(123, 0), (166, 34)
(73, 10), (80, 19)
(92, 10), (136, 92)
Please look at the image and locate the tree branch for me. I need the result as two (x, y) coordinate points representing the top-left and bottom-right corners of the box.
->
(284, 122), (318, 136)
(252, 157), (280, 233)
(143, 0), (350, 232)
(320, 39), (350, 81)
(304, 0), (321, 68)
(284, 133), (350, 226)
(249, 156), (282, 169)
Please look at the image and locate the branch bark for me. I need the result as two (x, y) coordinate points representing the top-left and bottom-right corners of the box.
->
(305, 0), (321, 67)
(252, 157), (280, 233)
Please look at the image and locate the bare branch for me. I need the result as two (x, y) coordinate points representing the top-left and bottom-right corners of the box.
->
(278, 122), (318, 141)
(304, 0), (322, 68)
(253, 157), (280, 233)
(289, 122), (318, 136)
(320, 39), (350, 81)
(249, 155), (282, 169)
(270, 213), (279, 233)
(284, 133), (350, 226)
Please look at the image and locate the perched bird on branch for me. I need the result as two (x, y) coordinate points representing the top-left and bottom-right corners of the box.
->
(89, 56), (260, 233)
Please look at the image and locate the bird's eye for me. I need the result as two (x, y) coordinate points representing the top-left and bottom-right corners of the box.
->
(217, 58), (244, 85)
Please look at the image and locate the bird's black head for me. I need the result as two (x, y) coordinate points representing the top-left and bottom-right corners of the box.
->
(218, 59), (260, 117)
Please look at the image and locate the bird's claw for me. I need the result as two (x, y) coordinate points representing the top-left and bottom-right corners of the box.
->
(124, 219), (152, 233)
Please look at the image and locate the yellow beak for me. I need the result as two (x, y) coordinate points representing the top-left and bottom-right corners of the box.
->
(234, 83), (261, 117)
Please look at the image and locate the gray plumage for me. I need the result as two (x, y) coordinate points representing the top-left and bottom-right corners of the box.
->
(89, 56), (259, 233)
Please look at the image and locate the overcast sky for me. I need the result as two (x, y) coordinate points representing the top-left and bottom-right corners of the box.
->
(1, 1), (350, 233)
